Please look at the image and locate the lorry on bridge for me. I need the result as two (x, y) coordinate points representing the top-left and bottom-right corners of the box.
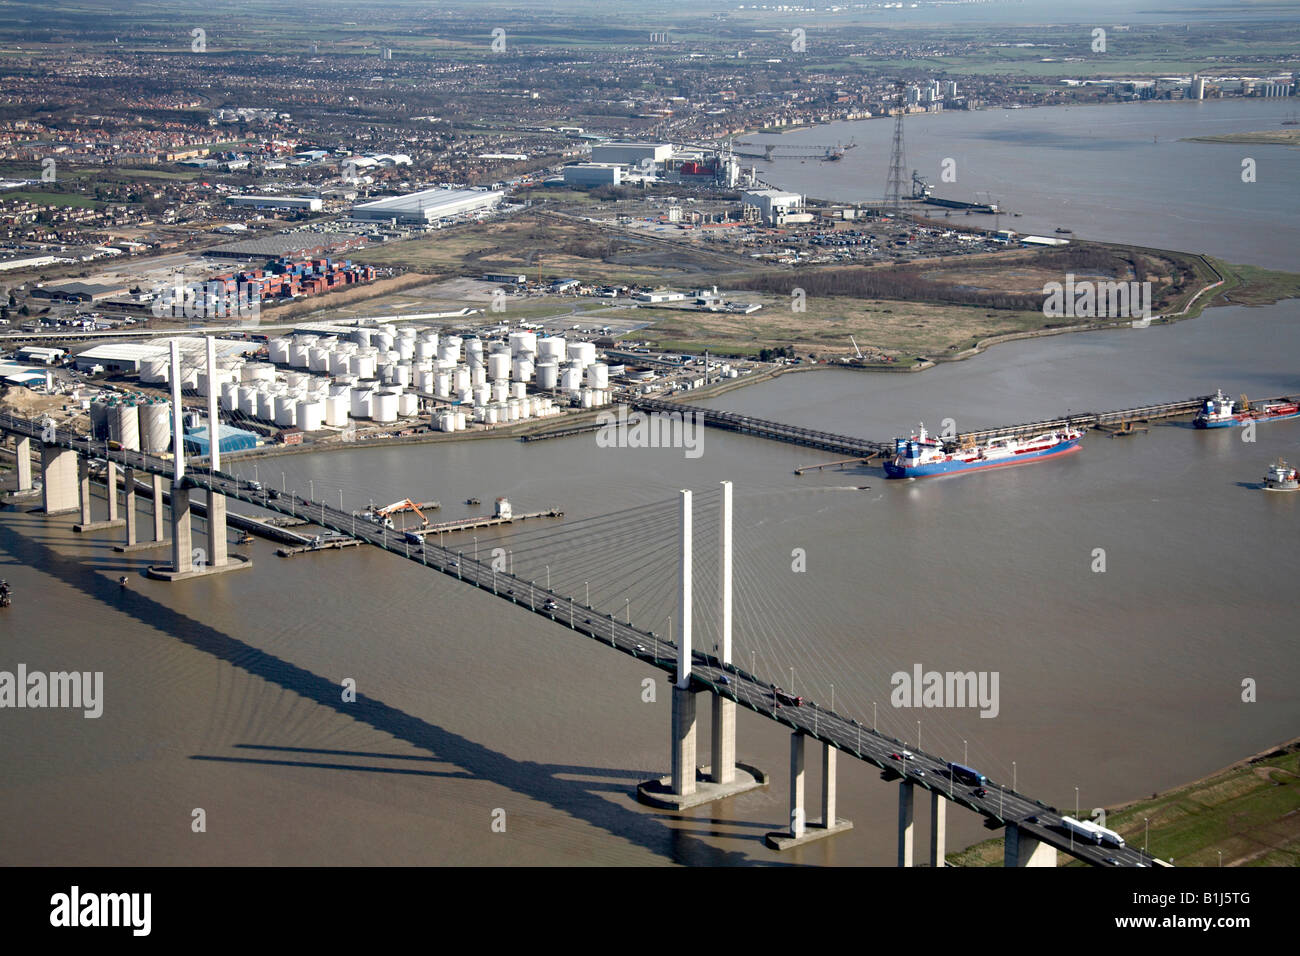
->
(948, 762), (987, 788)
(1060, 816), (1104, 844)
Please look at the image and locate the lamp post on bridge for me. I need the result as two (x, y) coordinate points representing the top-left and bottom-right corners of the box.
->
(585, 581), (589, 607)
(473, 536), (478, 561)
(963, 739), (967, 766)
(545, 564), (550, 590)
(1012, 760), (1016, 792)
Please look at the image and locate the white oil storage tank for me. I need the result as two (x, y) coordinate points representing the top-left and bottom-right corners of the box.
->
(140, 358), (169, 384)
(398, 392), (419, 417)
(487, 353), (511, 381)
(274, 394), (298, 428)
(509, 330), (537, 356)
(267, 338), (291, 364)
(536, 363), (559, 390)
(538, 336), (566, 362)
(586, 363), (609, 390)
(372, 391), (399, 423)
(324, 396), (349, 428)
(296, 400), (324, 432)
(350, 388), (374, 419)
(256, 390), (277, 421)
(139, 401), (171, 453)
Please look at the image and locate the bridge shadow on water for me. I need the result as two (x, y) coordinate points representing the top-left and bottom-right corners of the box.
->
(0, 518), (797, 866)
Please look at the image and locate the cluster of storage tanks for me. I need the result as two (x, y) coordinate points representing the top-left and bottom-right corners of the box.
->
(256, 325), (611, 433)
(88, 395), (172, 453)
(135, 324), (613, 436)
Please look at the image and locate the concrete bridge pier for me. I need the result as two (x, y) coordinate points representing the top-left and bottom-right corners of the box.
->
(1004, 824), (1058, 867)
(671, 684), (698, 797)
(74, 455), (125, 533)
(3, 434), (39, 504)
(930, 791), (947, 867)
(898, 780), (915, 867)
(121, 473), (170, 552)
(767, 735), (853, 849)
(40, 445), (79, 515)
(152, 475), (166, 543)
(122, 467), (137, 546)
(14, 436), (33, 491)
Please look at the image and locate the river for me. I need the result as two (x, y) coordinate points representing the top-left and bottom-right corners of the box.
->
(2, 98), (1297, 866)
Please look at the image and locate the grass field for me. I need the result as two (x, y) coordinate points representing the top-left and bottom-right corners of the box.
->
(0, 190), (103, 209)
(948, 738), (1300, 867)
(604, 297), (1051, 362)
(354, 216), (695, 286)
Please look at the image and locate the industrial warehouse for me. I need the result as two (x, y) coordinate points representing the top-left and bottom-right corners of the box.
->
(349, 187), (506, 225)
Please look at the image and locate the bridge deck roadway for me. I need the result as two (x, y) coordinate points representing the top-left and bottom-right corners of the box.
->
(1, 411), (1158, 866)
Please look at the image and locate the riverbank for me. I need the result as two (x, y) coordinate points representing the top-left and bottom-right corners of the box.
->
(947, 735), (1300, 867)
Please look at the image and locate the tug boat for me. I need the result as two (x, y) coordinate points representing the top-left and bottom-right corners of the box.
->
(1194, 389), (1300, 429)
(1264, 459), (1299, 491)
(884, 422), (1084, 479)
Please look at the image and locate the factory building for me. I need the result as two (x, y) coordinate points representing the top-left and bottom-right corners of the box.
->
(226, 195), (323, 212)
(562, 163), (624, 187)
(589, 143), (673, 166)
(350, 187), (504, 225)
(742, 188), (806, 226)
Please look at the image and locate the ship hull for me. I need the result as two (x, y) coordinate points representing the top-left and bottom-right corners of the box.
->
(1195, 408), (1300, 429)
(884, 438), (1081, 479)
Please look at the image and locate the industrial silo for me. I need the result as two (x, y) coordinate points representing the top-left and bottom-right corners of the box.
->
(536, 363), (559, 390)
(139, 400), (172, 454)
(109, 402), (141, 450)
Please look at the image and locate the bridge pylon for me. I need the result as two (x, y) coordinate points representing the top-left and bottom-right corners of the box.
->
(637, 483), (767, 810)
(147, 338), (249, 581)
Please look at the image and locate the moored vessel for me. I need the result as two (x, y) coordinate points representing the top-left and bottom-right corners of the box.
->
(884, 423), (1083, 479)
(1194, 389), (1300, 429)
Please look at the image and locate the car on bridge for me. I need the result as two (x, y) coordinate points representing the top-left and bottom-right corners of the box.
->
(773, 687), (802, 707)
